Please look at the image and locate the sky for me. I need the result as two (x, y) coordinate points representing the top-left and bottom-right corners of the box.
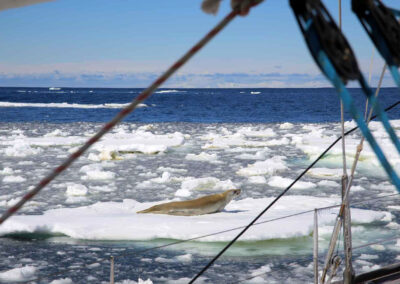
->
(0, 0), (398, 88)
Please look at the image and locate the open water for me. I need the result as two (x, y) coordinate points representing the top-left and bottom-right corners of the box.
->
(0, 87), (400, 283)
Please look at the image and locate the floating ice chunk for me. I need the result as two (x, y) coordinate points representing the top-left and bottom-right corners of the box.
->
(92, 131), (184, 155)
(265, 137), (290, 146)
(344, 120), (357, 129)
(1, 136), (86, 148)
(371, 244), (385, 251)
(351, 185), (366, 192)
(317, 180), (340, 187)
(388, 206), (400, 211)
(49, 278), (73, 284)
(0, 196), (390, 242)
(66, 196), (88, 204)
(248, 176), (267, 184)
(235, 149), (270, 160)
(44, 129), (69, 137)
(88, 149), (124, 161)
(370, 182), (396, 192)
(250, 264), (271, 277)
(80, 164), (115, 181)
(237, 156), (287, 176)
(236, 127), (276, 138)
(3, 175), (26, 183)
(175, 177), (237, 197)
(0, 198), (19, 208)
(157, 167), (187, 173)
(81, 170), (115, 181)
(66, 184), (88, 196)
(175, 254), (192, 263)
(0, 167), (13, 175)
(307, 168), (345, 179)
(358, 254), (379, 260)
(279, 122), (294, 129)
(267, 176), (316, 190)
(202, 133), (271, 149)
(0, 101), (147, 109)
(3, 142), (42, 157)
(0, 266), (36, 282)
(185, 152), (220, 163)
(150, 172), (171, 183)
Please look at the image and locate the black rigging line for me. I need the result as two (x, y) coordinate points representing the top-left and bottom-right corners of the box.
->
(189, 100), (400, 283)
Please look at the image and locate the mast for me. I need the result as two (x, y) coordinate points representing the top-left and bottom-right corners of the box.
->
(338, 1), (355, 282)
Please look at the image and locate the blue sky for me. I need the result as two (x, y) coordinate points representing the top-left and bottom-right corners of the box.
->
(0, 0), (397, 88)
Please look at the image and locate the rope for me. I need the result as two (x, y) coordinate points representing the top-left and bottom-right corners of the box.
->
(0, 6), (241, 226)
(188, 99), (400, 283)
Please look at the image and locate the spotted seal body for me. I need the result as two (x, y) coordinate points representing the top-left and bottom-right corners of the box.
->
(137, 189), (241, 216)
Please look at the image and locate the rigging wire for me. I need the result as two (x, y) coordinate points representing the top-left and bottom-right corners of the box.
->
(0, 3), (248, 227)
(188, 99), (400, 283)
(230, 232), (400, 284)
(14, 98), (400, 283)
(20, 192), (400, 283)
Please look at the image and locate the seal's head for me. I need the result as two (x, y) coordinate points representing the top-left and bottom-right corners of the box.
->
(226, 189), (241, 198)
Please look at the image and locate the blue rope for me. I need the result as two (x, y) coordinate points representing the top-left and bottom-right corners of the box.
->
(316, 49), (400, 192)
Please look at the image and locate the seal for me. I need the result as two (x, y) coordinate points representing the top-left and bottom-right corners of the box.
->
(137, 189), (241, 216)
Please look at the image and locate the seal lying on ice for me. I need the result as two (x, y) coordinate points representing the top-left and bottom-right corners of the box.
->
(137, 189), (241, 216)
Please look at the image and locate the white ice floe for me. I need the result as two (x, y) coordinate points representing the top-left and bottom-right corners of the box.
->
(0, 167), (14, 175)
(235, 149), (270, 160)
(91, 131), (185, 157)
(236, 127), (276, 138)
(0, 196), (391, 242)
(0, 266), (37, 282)
(66, 183), (88, 196)
(0, 101), (147, 109)
(0, 136), (86, 148)
(202, 132), (271, 149)
(44, 129), (69, 137)
(81, 170), (115, 181)
(307, 168), (347, 179)
(49, 278), (73, 284)
(2, 142), (42, 157)
(279, 122), (294, 130)
(248, 176), (267, 184)
(250, 264), (272, 277)
(317, 180), (340, 187)
(2, 175), (26, 183)
(267, 176), (316, 190)
(185, 152), (220, 163)
(150, 172), (172, 183)
(175, 177), (237, 197)
(155, 89), (185, 94)
(237, 156), (287, 177)
(79, 163), (116, 181)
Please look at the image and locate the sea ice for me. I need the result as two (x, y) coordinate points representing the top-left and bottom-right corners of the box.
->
(267, 176), (316, 190)
(237, 156), (287, 176)
(66, 184), (88, 196)
(0, 196), (391, 242)
(0, 266), (36, 282)
(185, 152), (220, 163)
(2, 175), (26, 183)
(175, 177), (237, 197)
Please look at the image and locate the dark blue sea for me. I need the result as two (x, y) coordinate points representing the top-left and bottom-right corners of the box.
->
(1, 87), (399, 123)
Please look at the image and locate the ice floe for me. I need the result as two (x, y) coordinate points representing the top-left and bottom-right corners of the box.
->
(0, 196), (391, 242)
